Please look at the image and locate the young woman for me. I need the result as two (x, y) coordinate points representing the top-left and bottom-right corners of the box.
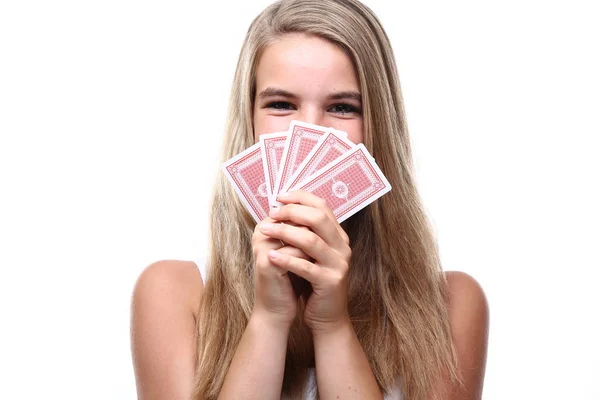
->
(131, 1), (489, 399)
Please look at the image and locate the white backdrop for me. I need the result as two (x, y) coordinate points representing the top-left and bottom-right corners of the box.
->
(1, 0), (598, 399)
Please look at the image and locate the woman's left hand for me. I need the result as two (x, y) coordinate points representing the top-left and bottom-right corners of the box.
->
(258, 190), (352, 334)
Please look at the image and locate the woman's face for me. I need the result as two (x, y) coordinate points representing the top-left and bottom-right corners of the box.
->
(253, 34), (364, 145)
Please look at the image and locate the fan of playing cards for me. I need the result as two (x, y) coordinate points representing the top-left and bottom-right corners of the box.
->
(222, 120), (392, 224)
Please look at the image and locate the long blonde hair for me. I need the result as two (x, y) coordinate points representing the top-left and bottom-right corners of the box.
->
(192, 1), (461, 399)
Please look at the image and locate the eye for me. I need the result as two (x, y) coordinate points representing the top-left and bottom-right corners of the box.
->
(329, 103), (361, 115)
(265, 101), (296, 111)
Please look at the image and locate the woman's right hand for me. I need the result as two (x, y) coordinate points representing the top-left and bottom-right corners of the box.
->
(251, 217), (309, 326)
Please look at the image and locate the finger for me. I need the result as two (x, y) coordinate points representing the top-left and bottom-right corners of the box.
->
(274, 220), (309, 247)
(254, 218), (311, 260)
(277, 245), (312, 261)
(276, 191), (349, 245)
(254, 216), (277, 236)
(277, 191), (334, 218)
(259, 221), (337, 265)
(269, 204), (345, 250)
(267, 250), (322, 285)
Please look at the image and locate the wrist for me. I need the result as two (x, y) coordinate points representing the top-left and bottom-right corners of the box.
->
(250, 309), (294, 333)
(310, 315), (353, 340)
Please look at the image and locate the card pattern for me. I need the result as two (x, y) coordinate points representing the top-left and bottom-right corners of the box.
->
(223, 123), (391, 224)
(294, 146), (391, 222)
(283, 131), (355, 193)
(223, 146), (270, 223)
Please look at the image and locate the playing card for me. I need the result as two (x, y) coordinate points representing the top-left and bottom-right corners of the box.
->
(271, 121), (339, 204)
(289, 144), (391, 223)
(221, 142), (270, 223)
(259, 131), (288, 207)
(281, 129), (355, 194)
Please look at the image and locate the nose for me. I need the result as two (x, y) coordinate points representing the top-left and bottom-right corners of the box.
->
(297, 107), (325, 127)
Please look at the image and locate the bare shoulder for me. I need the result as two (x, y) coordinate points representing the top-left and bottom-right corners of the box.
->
(439, 271), (489, 398)
(444, 271), (489, 332)
(132, 259), (204, 318)
(130, 260), (204, 400)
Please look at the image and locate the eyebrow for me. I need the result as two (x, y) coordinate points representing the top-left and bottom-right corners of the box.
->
(257, 87), (297, 99)
(257, 87), (361, 102)
(327, 91), (362, 102)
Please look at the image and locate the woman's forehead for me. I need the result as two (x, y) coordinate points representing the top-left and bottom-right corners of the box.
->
(255, 34), (359, 97)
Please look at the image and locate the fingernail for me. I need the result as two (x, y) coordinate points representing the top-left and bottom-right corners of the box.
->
(268, 250), (282, 260)
(278, 192), (289, 199)
(269, 207), (280, 217)
(260, 223), (274, 232)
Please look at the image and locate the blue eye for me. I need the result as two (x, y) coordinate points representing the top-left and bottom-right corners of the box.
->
(329, 103), (360, 115)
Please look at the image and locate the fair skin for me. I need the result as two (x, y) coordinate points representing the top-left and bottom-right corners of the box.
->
(252, 34), (364, 143)
(131, 33), (489, 400)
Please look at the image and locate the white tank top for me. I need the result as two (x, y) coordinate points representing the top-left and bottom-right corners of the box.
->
(192, 257), (404, 400)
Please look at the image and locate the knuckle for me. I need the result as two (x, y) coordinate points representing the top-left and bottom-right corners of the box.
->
(316, 210), (328, 225)
(251, 231), (261, 245)
(339, 259), (349, 272)
(341, 230), (350, 245)
(344, 253), (352, 266)
(332, 270), (346, 286)
(341, 246), (352, 262)
(306, 233), (320, 247)
(301, 260), (312, 274)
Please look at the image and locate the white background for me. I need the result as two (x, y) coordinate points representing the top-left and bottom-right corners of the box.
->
(1, 0), (598, 398)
